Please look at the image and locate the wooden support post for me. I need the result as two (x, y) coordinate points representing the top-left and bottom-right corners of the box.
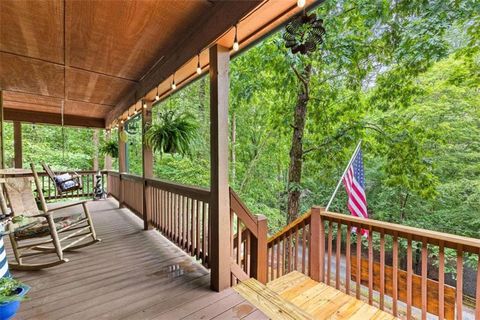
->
(251, 215), (268, 284)
(118, 123), (126, 208)
(309, 206), (323, 282)
(13, 121), (23, 168)
(142, 101), (153, 230)
(209, 44), (231, 292)
(104, 129), (112, 171)
(0, 91), (4, 169)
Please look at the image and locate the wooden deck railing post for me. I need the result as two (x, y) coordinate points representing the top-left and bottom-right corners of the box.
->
(118, 123), (126, 208)
(0, 90), (4, 169)
(209, 44), (231, 291)
(13, 121), (22, 168)
(104, 129), (112, 171)
(251, 214), (268, 284)
(142, 100), (153, 230)
(309, 206), (323, 282)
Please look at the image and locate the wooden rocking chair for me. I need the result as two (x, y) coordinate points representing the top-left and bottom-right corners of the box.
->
(0, 165), (101, 270)
(42, 163), (83, 195)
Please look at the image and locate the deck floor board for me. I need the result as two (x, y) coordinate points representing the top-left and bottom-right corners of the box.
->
(5, 199), (264, 320)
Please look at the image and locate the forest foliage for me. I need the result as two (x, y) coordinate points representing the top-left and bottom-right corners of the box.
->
(3, 0), (479, 239)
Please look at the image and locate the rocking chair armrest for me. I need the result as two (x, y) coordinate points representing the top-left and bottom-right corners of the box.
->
(48, 200), (88, 212)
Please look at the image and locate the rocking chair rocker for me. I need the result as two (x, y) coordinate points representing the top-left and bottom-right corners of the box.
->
(42, 163), (83, 195)
(0, 164), (101, 270)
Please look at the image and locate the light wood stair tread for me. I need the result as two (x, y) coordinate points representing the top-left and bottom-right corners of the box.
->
(234, 278), (314, 320)
(235, 272), (397, 320)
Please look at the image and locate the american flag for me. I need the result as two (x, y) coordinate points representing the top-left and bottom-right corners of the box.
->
(342, 148), (368, 225)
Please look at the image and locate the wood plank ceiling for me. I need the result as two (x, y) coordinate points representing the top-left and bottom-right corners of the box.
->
(0, 0), (316, 128)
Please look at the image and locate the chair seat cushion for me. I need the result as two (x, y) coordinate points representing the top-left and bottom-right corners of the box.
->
(14, 214), (83, 239)
(54, 174), (80, 191)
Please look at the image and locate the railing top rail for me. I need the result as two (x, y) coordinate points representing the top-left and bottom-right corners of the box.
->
(267, 210), (312, 244)
(146, 177), (210, 202)
(230, 188), (260, 238)
(0, 169), (97, 177)
(120, 173), (144, 182)
(322, 211), (480, 253)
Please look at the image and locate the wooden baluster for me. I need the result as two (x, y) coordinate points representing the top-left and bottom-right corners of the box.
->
(202, 202), (207, 265)
(336, 222), (341, 290)
(182, 196), (187, 248)
(189, 198), (193, 252)
(196, 200), (200, 259)
(185, 197), (189, 249)
(407, 235), (413, 320)
(245, 229), (251, 275)
(236, 219), (242, 267)
(379, 230), (385, 310)
(356, 226), (361, 300)
(294, 225), (299, 271)
(277, 237), (281, 278)
(392, 232), (399, 317)
(302, 222), (306, 275)
(160, 190), (164, 232)
(475, 250), (480, 320)
(169, 192), (173, 238)
(327, 220), (333, 286)
(456, 245), (463, 320)
(421, 238), (428, 320)
(439, 241), (445, 320)
(203, 202), (211, 267)
(346, 223), (351, 295)
(270, 244), (274, 281)
(282, 235), (286, 276)
(177, 194), (181, 244)
(368, 226), (373, 305)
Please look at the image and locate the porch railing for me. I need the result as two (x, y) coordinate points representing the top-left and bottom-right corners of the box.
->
(145, 177), (211, 268)
(106, 171), (211, 268)
(229, 188), (268, 285)
(267, 207), (480, 320)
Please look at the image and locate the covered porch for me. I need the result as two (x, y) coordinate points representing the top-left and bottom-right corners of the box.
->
(1, 0), (480, 319)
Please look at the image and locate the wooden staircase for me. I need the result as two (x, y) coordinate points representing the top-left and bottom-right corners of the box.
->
(234, 271), (397, 320)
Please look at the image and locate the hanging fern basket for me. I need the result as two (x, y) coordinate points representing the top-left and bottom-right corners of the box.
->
(144, 110), (198, 157)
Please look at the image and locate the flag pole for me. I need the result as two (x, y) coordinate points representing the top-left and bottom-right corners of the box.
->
(325, 140), (362, 212)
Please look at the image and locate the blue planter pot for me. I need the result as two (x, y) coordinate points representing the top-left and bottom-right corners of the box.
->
(0, 284), (30, 320)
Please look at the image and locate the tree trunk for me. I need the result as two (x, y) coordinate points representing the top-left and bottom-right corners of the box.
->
(287, 64), (312, 223)
(231, 112), (236, 183)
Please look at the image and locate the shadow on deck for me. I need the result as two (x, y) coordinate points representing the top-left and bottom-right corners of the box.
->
(8, 198), (264, 320)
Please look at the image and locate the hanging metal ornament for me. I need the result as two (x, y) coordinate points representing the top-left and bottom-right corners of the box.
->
(283, 11), (325, 55)
(124, 116), (140, 135)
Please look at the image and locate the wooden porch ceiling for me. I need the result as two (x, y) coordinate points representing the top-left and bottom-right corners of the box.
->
(0, 0), (317, 128)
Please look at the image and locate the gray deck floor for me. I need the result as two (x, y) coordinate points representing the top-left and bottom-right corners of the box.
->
(7, 199), (266, 320)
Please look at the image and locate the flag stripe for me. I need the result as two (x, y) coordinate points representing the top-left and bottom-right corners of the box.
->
(342, 147), (368, 225)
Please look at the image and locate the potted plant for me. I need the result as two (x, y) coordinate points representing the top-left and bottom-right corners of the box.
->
(100, 140), (119, 158)
(144, 110), (198, 157)
(0, 277), (29, 320)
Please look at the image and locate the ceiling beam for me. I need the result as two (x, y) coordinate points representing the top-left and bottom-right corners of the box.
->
(3, 109), (105, 128)
(106, 0), (263, 126)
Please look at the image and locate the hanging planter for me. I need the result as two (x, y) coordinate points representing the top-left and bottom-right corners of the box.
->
(144, 110), (198, 157)
(100, 140), (119, 158)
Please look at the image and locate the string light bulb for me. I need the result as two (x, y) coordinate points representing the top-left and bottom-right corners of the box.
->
(171, 74), (176, 90)
(233, 25), (239, 51)
(297, 0), (306, 8)
(155, 86), (160, 101)
(196, 54), (202, 75)
(143, 101), (147, 109)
